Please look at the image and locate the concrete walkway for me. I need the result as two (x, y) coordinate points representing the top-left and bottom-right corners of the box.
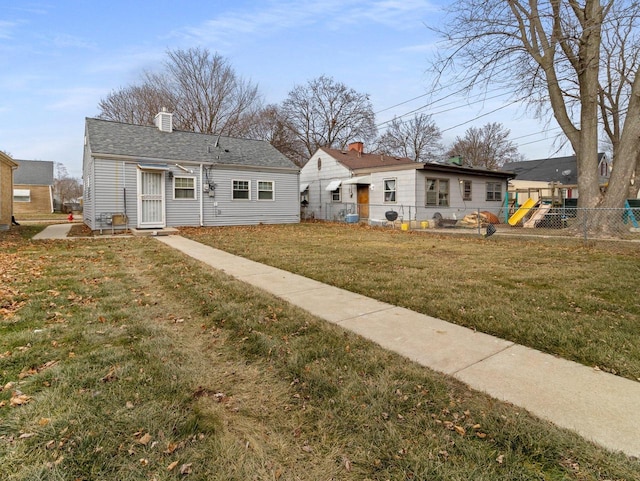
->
(32, 225), (640, 457)
(157, 235), (640, 458)
(31, 223), (73, 240)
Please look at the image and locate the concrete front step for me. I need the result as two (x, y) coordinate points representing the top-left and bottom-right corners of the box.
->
(130, 227), (179, 237)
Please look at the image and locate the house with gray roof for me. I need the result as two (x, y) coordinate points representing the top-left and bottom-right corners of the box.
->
(83, 112), (300, 232)
(13, 159), (54, 216)
(503, 153), (610, 185)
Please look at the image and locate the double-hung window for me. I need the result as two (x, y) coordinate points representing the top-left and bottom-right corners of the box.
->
(425, 178), (449, 206)
(232, 180), (250, 200)
(174, 177), (196, 200)
(257, 180), (274, 200)
(486, 182), (502, 201)
(384, 178), (396, 203)
(463, 180), (472, 201)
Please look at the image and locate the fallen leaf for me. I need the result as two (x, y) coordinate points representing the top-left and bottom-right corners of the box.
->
(165, 442), (179, 454)
(138, 433), (152, 445)
(101, 367), (117, 383)
(39, 418), (51, 426)
(10, 392), (31, 407)
(167, 461), (179, 471)
(126, 401), (134, 409)
(496, 454), (505, 464)
(19, 432), (36, 439)
(454, 425), (466, 436)
(180, 463), (192, 475)
(139, 458), (149, 466)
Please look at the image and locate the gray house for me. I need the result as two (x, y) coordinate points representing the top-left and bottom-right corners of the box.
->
(83, 112), (300, 232)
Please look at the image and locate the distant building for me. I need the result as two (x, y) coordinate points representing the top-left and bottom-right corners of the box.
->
(1, 151), (19, 230)
(13, 159), (55, 215)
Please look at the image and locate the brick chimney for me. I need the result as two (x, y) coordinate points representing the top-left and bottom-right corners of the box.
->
(348, 142), (364, 155)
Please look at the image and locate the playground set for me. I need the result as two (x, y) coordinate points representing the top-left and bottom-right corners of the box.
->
(506, 184), (639, 230)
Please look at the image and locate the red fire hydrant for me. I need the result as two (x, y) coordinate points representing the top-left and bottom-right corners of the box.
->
(67, 213), (74, 222)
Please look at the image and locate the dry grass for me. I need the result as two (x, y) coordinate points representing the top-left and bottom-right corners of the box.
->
(1, 225), (639, 479)
(180, 222), (640, 381)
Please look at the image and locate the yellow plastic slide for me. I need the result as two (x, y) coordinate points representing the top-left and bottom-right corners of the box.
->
(508, 198), (538, 226)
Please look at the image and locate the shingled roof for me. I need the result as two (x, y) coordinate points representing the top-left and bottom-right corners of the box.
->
(318, 146), (416, 170)
(85, 117), (298, 171)
(503, 153), (606, 184)
(14, 159), (54, 185)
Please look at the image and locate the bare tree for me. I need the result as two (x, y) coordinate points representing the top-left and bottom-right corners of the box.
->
(163, 48), (262, 135)
(434, 0), (640, 209)
(375, 114), (443, 162)
(280, 75), (377, 159)
(53, 162), (82, 211)
(98, 83), (169, 126)
(245, 105), (307, 166)
(98, 48), (262, 137)
(446, 122), (522, 169)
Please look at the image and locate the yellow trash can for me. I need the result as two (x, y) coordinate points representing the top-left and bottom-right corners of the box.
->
(401, 223), (409, 231)
(420, 221), (428, 229)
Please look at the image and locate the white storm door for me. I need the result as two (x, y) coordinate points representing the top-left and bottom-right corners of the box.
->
(137, 170), (166, 228)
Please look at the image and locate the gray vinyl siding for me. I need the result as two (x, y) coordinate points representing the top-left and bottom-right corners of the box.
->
(200, 167), (299, 226)
(84, 157), (299, 230)
(90, 159), (135, 231)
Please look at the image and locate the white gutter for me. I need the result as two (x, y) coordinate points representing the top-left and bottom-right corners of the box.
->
(199, 163), (204, 226)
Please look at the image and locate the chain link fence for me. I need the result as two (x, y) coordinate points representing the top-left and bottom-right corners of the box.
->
(318, 202), (640, 241)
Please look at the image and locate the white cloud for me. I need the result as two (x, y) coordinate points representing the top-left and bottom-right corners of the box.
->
(53, 33), (95, 50)
(44, 86), (106, 112)
(0, 20), (20, 39)
(170, 0), (437, 46)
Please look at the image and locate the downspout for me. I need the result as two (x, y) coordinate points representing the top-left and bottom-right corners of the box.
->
(199, 163), (204, 226)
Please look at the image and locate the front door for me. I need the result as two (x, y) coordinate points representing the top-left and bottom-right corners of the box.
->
(137, 169), (165, 228)
(357, 185), (369, 219)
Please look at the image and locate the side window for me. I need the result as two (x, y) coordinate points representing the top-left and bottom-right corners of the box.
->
(463, 180), (472, 201)
(486, 182), (502, 201)
(232, 180), (250, 200)
(425, 178), (449, 206)
(384, 178), (396, 203)
(174, 177), (196, 199)
(257, 180), (274, 200)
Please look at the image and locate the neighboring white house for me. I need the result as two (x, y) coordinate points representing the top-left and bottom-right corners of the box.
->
(300, 142), (514, 224)
(83, 112), (300, 232)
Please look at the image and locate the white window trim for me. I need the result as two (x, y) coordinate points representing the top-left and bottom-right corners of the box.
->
(232, 179), (251, 201)
(13, 189), (31, 202)
(486, 182), (502, 202)
(425, 178), (449, 207)
(463, 180), (472, 201)
(257, 180), (275, 201)
(173, 176), (197, 200)
(383, 178), (397, 203)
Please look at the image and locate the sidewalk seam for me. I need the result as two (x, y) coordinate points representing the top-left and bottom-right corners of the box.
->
(451, 342), (516, 376)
